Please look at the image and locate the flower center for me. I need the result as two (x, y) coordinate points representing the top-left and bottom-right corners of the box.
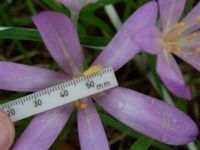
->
(162, 16), (200, 56)
(74, 64), (103, 109)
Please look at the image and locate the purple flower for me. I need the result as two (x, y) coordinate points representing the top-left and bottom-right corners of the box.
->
(56, 0), (98, 12)
(0, 2), (198, 150)
(133, 0), (200, 99)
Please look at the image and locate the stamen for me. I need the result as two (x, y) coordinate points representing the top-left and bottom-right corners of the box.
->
(79, 103), (87, 109)
(187, 33), (198, 41)
(74, 100), (87, 109)
(73, 64), (103, 109)
(193, 48), (200, 56)
(163, 32), (181, 42)
(175, 22), (185, 30)
(83, 64), (103, 76)
(196, 16), (200, 23)
(171, 45), (181, 53)
(75, 100), (80, 107)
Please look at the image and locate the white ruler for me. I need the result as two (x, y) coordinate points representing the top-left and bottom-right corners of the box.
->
(0, 67), (118, 122)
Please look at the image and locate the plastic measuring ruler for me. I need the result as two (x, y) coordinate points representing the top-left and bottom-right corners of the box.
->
(0, 67), (118, 122)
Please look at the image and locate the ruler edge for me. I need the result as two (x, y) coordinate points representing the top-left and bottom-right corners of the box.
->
(0, 66), (118, 121)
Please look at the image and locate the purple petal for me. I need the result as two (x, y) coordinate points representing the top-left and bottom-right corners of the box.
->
(12, 104), (73, 150)
(94, 87), (198, 145)
(32, 11), (83, 76)
(177, 53), (200, 72)
(0, 61), (68, 92)
(156, 51), (192, 99)
(182, 2), (200, 34)
(179, 31), (200, 50)
(93, 1), (158, 71)
(174, 31), (200, 71)
(57, 0), (98, 12)
(132, 26), (162, 54)
(158, 0), (186, 32)
(78, 99), (109, 150)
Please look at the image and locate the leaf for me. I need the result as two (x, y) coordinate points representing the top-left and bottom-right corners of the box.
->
(41, 0), (70, 15)
(123, 0), (133, 21)
(0, 27), (111, 47)
(129, 135), (153, 150)
(82, 0), (121, 12)
(0, 27), (42, 42)
(80, 14), (115, 36)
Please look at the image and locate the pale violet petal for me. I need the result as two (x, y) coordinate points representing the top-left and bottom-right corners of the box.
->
(0, 61), (68, 92)
(94, 87), (198, 145)
(158, 0), (186, 32)
(32, 11), (84, 76)
(57, 0), (98, 12)
(78, 99), (109, 150)
(156, 51), (192, 99)
(12, 104), (73, 150)
(93, 1), (158, 71)
(133, 26), (162, 54)
(182, 1), (200, 34)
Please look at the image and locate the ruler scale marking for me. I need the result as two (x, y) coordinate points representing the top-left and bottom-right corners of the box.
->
(0, 67), (118, 122)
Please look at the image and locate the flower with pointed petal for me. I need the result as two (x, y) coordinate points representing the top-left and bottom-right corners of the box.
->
(0, 2), (198, 150)
(56, 0), (98, 12)
(133, 0), (200, 99)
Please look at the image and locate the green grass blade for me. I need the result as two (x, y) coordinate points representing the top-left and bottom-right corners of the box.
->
(80, 14), (115, 36)
(0, 27), (110, 47)
(0, 27), (42, 42)
(130, 135), (154, 150)
(26, 0), (37, 15)
(41, 0), (70, 15)
(82, 0), (120, 12)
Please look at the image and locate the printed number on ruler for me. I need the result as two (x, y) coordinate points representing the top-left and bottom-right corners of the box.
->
(0, 67), (118, 122)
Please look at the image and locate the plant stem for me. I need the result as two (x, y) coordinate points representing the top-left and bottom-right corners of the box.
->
(71, 11), (79, 30)
(104, 4), (122, 30)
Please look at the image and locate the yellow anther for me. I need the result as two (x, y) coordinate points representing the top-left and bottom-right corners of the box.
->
(175, 22), (185, 30)
(187, 33), (198, 41)
(163, 32), (181, 42)
(74, 100), (87, 109)
(196, 16), (200, 23)
(73, 65), (103, 109)
(75, 100), (80, 107)
(79, 103), (87, 109)
(193, 48), (200, 56)
(171, 45), (181, 53)
(83, 64), (103, 76)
